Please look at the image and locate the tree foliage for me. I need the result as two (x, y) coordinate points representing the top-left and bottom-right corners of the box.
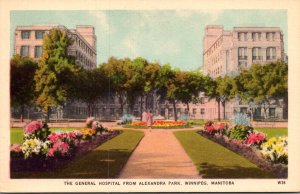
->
(34, 28), (80, 120)
(10, 55), (38, 121)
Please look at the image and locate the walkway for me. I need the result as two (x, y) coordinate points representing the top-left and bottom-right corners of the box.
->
(119, 129), (201, 178)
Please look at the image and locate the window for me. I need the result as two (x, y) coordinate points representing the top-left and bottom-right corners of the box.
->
(177, 108), (181, 113)
(35, 31), (45, 39)
(160, 109), (165, 116)
(200, 97), (205, 104)
(21, 31), (30, 39)
(252, 47), (262, 60)
(269, 108), (276, 117)
(254, 108), (261, 117)
(240, 107), (247, 114)
(252, 32), (261, 41)
(266, 32), (275, 41)
(238, 32), (242, 41)
(238, 32), (247, 41)
(20, 46), (29, 57)
(266, 47), (276, 60)
(238, 47), (248, 60)
(193, 108), (197, 115)
(200, 108), (205, 115)
(34, 46), (42, 58)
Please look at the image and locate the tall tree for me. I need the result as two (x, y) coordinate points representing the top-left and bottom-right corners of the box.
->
(100, 57), (131, 116)
(10, 55), (38, 122)
(237, 61), (288, 119)
(175, 71), (206, 116)
(215, 75), (236, 120)
(73, 68), (108, 117)
(35, 28), (80, 122)
(156, 64), (179, 121)
(204, 76), (222, 121)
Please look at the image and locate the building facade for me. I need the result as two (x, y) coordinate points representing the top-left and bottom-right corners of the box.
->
(203, 25), (285, 78)
(202, 25), (287, 120)
(12, 25), (97, 120)
(14, 25), (97, 69)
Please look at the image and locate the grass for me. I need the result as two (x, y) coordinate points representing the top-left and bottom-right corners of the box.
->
(11, 129), (144, 178)
(254, 127), (287, 138)
(11, 127), (79, 144)
(174, 130), (273, 178)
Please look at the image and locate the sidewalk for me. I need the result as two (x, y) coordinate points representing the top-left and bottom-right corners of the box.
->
(119, 129), (201, 179)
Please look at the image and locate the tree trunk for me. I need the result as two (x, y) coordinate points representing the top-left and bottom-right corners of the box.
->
(223, 101), (226, 120)
(145, 94), (149, 110)
(186, 102), (190, 117)
(217, 98), (221, 121)
(118, 94), (123, 116)
(172, 101), (177, 121)
(140, 95), (143, 121)
(46, 106), (51, 123)
(283, 95), (288, 119)
(20, 105), (24, 122)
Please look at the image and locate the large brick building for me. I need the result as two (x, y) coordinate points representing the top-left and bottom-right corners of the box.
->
(201, 25), (287, 120)
(14, 25), (97, 69)
(12, 25), (97, 120)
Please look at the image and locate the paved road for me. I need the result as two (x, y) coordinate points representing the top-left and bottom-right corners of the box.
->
(119, 129), (201, 179)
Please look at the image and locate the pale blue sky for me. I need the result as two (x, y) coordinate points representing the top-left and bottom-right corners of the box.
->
(10, 10), (287, 70)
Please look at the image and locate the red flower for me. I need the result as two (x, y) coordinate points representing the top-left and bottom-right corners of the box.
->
(245, 132), (266, 145)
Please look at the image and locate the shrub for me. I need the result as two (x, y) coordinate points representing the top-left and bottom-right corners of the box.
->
(120, 114), (132, 124)
(23, 120), (50, 141)
(10, 144), (23, 158)
(92, 121), (107, 134)
(229, 125), (253, 140)
(80, 128), (96, 140)
(21, 138), (51, 159)
(261, 136), (288, 164)
(86, 117), (95, 128)
(204, 121), (228, 136)
(233, 113), (250, 126)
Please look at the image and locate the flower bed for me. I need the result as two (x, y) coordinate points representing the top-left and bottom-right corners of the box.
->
(125, 120), (189, 129)
(198, 121), (287, 178)
(10, 118), (121, 172)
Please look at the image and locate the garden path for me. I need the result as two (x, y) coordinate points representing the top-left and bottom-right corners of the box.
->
(119, 129), (201, 178)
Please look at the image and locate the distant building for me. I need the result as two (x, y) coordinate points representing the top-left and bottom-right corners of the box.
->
(203, 25), (285, 78)
(14, 25), (97, 69)
(202, 25), (287, 120)
(12, 25), (97, 120)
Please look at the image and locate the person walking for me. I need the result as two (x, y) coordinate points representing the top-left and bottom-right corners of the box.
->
(142, 111), (147, 122)
(147, 110), (153, 132)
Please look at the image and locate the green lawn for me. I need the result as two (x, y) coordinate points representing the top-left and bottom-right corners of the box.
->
(11, 130), (144, 178)
(254, 127), (287, 138)
(174, 130), (273, 178)
(11, 127), (79, 144)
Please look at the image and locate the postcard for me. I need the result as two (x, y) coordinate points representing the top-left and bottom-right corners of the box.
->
(0, 0), (300, 192)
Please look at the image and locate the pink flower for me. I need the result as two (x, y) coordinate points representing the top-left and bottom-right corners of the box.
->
(10, 144), (22, 152)
(245, 132), (266, 145)
(48, 132), (60, 143)
(24, 121), (43, 134)
(48, 148), (55, 157)
(68, 132), (76, 139)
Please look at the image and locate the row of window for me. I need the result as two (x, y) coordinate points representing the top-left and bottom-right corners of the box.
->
(237, 32), (276, 41)
(74, 35), (95, 58)
(20, 45), (42, 58)
(76, 51), (95, 69)
(208, 66), (222, 78)
(160, 108), (206, 116)
(238, 47), (276, 60)
(205, 36), (223, 57)
(21, 30), (45, 40)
